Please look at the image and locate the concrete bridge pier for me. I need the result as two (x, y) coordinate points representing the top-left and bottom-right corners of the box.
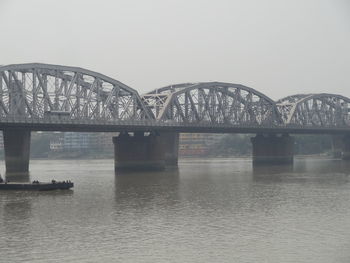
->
(332, 135), (344, 159)
(160, 132), (179, 166)
(3, 129), (31, 174)
(251, 133), (294, 165)
(342, 135), (350, 160)
(113, 131), (179, 171)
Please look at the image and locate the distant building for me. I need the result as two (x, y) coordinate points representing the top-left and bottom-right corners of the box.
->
(89, 133), (113, 152)
(50, 139), (64, 151)
(179, 133), (224, 157)
(53, 132), (114, 152)
(63, 132), (90, 150)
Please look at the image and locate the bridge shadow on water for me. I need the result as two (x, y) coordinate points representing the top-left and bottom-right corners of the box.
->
(252, 164), (294, 183)
(113, 168), (180, 209)
(252, 158), (350, 185)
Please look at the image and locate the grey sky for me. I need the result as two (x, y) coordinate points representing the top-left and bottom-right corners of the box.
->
(0, 0), (349, 99)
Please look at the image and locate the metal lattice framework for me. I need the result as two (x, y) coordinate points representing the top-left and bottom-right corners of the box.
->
(142, 82), (281, 126)
(1, 62), (350, 132)
(0, 63), (152, 122)
(277, 94), (350, 127)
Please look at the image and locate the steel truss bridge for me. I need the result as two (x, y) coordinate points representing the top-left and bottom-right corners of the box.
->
(0, 63), (349, 134)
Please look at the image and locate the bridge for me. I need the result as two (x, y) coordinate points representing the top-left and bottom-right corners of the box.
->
(1, 63), (350, 173)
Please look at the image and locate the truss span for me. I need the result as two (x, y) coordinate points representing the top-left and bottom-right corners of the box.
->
(142, 82), (281, 126)
(0, 63), (152, 123)
(2, 63), (350, 133)
(277, 93), (350, 127)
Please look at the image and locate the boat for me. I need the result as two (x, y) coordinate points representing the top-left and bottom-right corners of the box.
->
(0, 180), (74, 191)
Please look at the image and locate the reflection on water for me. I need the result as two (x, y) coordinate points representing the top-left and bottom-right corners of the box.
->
(1, 158), (350, 263)
(253, 159), (350, 186)
(253, 164), (294, 183)
(114, 169), (180, 209)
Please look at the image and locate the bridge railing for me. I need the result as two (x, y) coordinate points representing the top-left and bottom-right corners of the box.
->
(0, 115), (349, 127)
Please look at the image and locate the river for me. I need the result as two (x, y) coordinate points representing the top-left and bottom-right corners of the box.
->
(0, 158), (350, 263)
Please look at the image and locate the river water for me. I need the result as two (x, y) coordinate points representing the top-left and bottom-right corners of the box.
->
(1, 158), (350, 263)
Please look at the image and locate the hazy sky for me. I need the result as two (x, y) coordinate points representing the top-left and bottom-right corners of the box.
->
(0, 0), (349, 99)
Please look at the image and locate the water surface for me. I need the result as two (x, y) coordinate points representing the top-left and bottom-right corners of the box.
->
(1, 158), (350, 263)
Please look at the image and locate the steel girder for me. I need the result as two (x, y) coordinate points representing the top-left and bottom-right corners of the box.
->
(2, 63), (349, 131)
(277, 93), (350, 127)
(0, 63), (152, 122)
(142, 82), (282, 126)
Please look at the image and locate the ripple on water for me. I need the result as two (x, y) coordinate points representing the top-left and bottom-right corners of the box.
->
(0, 158), (350, 263)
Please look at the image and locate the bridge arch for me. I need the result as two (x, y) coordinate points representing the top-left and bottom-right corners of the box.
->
(142, 82), (281, 126)
(277, 93), (350, 126)
(0, 63), (152, 121)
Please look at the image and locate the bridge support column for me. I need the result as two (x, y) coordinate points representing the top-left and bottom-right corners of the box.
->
(161, 132), (179, 166)
(3, 129), (31, 174)
(113, 132), (179, 171)
(251, 133), (294, 165)
(332, 135), (343, 159)
(342, 135), (350, 160)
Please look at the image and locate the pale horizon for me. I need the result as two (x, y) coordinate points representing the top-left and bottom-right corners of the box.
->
(0, 0), (349, 99)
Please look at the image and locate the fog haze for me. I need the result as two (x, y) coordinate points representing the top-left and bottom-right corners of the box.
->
(0, 0), (349, 99)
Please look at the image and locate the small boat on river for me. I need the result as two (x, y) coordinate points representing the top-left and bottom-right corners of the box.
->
(0, 180), (74, 191)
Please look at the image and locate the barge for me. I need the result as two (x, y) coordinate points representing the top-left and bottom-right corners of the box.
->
(0, 181), (74, 191)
